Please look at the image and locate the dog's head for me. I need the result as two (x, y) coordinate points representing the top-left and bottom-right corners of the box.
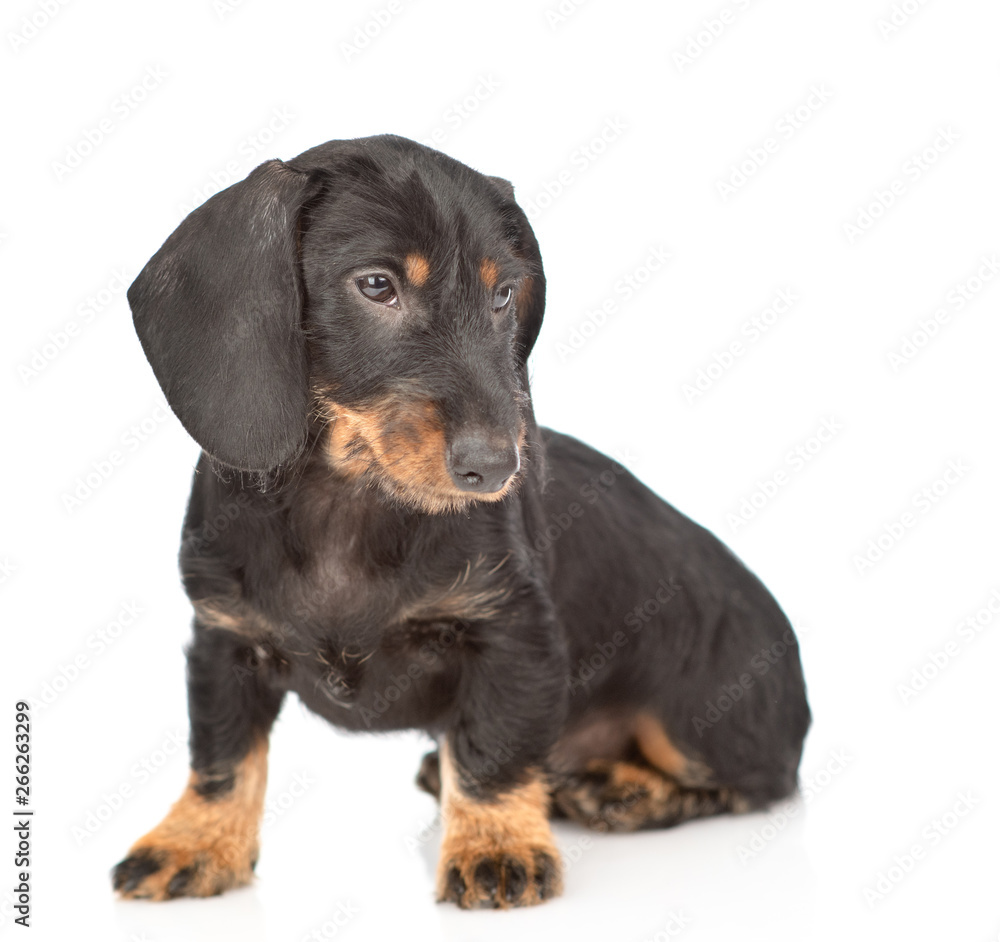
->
(129, 135), (545, 513)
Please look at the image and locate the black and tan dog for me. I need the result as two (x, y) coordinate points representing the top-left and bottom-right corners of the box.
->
(112, 135), (810, 908)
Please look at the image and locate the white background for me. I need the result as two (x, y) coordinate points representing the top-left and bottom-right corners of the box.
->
(3, 0), (999, 940)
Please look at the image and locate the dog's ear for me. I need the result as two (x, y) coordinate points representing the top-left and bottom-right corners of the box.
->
(129, 160), (324, 472)
(488, 177), (546, 359)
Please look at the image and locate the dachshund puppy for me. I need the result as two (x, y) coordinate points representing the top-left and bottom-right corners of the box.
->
(112, 135), (810, 908)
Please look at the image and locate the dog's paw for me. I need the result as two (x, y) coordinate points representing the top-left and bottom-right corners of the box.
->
(113, 833), (257, 901)
(434, 744), (562, 908)
(114, 744), (268, 900)
(553, 759), (744, 832)
(551, 761), (660, 832)
(437, 841), (561, 909)
(111, 784), (261, 902)
(112, 832), (257, 901)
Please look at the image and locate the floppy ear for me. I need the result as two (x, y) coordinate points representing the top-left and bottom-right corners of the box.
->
(129, 159), (323, 472)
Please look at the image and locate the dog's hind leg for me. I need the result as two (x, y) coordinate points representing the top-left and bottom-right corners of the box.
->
(550, 760), (746, 832)
(548, 710), (749, 832)
(420, 712), (752, 832)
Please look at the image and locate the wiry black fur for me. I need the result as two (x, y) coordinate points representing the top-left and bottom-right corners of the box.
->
(116, 135), (809, 898)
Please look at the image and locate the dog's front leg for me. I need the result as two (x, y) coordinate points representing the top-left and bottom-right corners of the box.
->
(112, 627), (284, 900)
(435, 607), (567, 909)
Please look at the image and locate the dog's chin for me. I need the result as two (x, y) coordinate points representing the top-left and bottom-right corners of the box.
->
(373, 468), (522, 516)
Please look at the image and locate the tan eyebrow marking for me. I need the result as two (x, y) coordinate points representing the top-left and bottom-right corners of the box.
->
(405, 253), (430, 287)
(479, 258), (499, 290)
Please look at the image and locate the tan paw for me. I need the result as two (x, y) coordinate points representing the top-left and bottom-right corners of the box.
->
(434, 741), (562, 908)
(112, 834), (256, 900)
(437, 839), (562, 908)
(113, 740), (268, 901)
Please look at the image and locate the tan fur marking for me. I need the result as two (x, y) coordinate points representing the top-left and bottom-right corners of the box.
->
(634, 711), (714, 787)
(192, 600), (242, 632)
(437, 741), (562, 908)
(192, 597), (264, 635)
(413, 584), (510, 622)
(321, 396), (524, 515)
(479, 258), (499, 290)
(116, 740), (269, 900)
(399, 554), (513, 624)
(552, 757), (746, 833)
(405, 253), (430, 287)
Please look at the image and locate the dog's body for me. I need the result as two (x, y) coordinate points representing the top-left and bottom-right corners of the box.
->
(113, 136), (809, 908)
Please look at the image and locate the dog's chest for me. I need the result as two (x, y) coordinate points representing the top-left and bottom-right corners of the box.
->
(254, 544), (514, 732)
(260, 610), (473, 732)
(200, 479), (519, 730)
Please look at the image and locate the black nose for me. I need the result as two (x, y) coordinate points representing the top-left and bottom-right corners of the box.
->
(447, 434), (520, 493)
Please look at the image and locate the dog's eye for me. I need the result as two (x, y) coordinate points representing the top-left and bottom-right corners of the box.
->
(357, 274), (398, 306)
(492, 286), (513, 312)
